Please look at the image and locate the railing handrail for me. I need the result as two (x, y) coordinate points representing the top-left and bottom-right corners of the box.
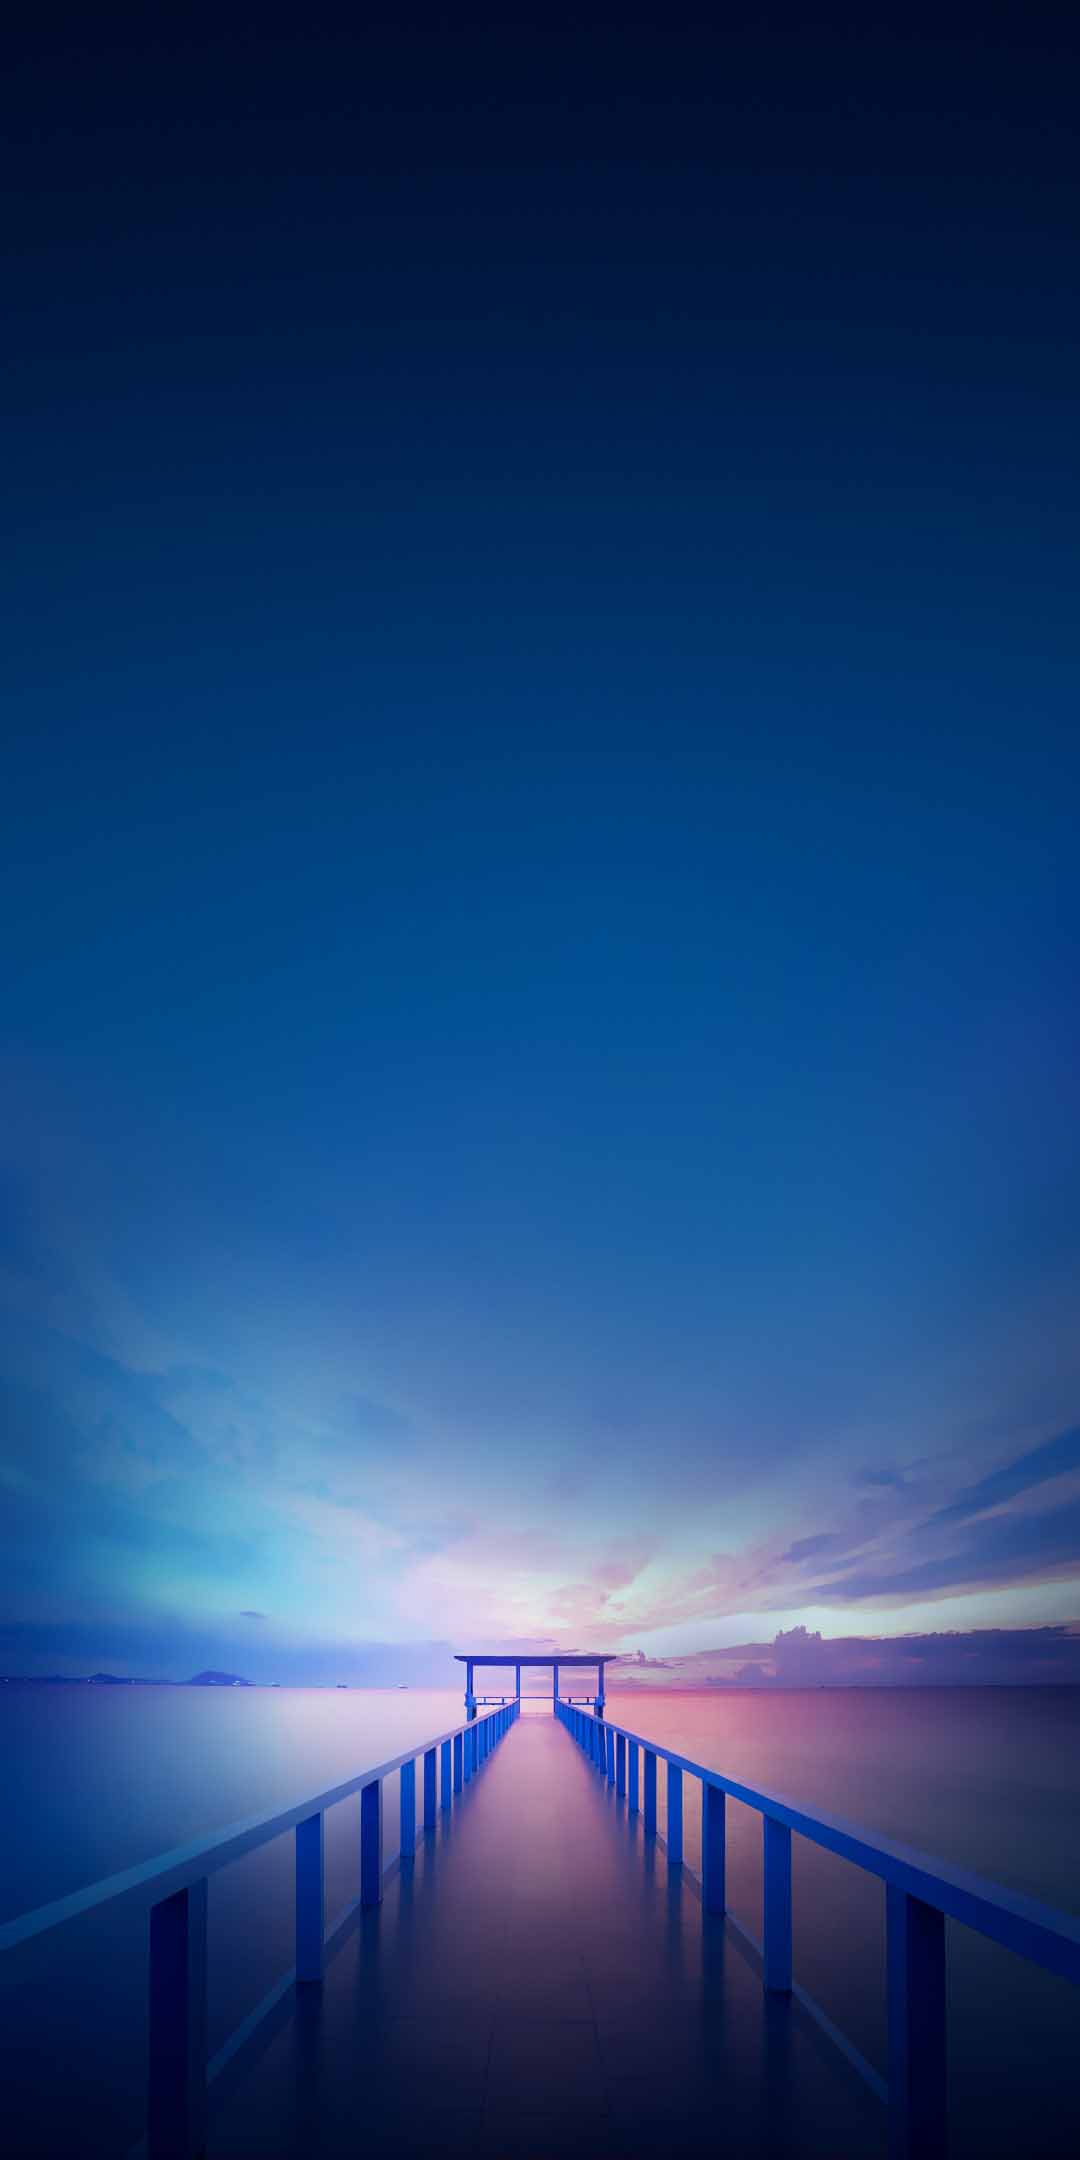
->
(0, 1703), (503, 1956)
(595, 1709), (1080, 1985)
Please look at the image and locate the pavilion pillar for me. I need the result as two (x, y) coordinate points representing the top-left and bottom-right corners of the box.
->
(553, 1661), (559, 1705)
(466, 1660), (476, 1720)
(515, 1663), (521, 1700)
(596, 1662), (605, 1717)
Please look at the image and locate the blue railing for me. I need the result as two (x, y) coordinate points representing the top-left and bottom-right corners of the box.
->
(0, 1698), (517, 2160)
(557, 1699), (1080, 2159)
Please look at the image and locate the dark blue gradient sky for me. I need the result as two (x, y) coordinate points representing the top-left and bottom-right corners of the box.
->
(3, 7), (1079, 1680)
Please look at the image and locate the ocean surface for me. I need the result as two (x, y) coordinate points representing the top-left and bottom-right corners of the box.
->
(2, 1683), (1078, 2154)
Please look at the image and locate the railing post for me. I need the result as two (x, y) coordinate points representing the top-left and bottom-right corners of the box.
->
(441, 1738), (452, 1810)
(400, 1757), (416, 1862)
(667, 1764), (683, 1866)
(147, 1878), (207, 2160)
(702, 1783), (726, 1914)
(453, 1731), (463, 1792)
(644, 1749), (657, 1836)
(616, 1734), (626, 1795)
(628, 1741), (639, 1814)
(424, 1747), (437, 1829)
(360, 1777), (383, 1906)
(763, 1816), (792, 1992)
(887, 1887), (947, 2160)
(295, 1812), (324, 1984)
(464, 1727), (472, 1783)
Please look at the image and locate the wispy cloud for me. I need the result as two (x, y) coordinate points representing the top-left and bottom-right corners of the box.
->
(925, 1425), (1080, 1529)
(779, 1532), (845, 1564)
(2, 1061), (1079, 1678)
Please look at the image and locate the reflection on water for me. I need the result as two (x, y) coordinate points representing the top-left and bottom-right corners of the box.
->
(2, 1683), (1078, 2157)
(605, 1685), (1080, 1910)
(1, 1685), (473, 1921)
(605, 1686), (1080, 2154)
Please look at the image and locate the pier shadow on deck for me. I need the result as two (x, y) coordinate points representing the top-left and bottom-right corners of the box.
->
(208, 1715), (884, 2158)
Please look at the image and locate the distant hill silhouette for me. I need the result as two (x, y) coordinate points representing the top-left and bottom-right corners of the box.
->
(1, 1669), (255, 1686)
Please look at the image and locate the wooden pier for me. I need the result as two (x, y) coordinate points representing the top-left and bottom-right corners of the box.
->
(206, 1710), (882, 2158)
(4, 1686), (1080, 2158)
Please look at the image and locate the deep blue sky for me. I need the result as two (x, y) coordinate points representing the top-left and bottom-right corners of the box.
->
(3, 6), (1079, 1680)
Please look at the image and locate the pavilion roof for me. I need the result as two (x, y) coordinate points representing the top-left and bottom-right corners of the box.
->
(453, 1653), (616, 1666)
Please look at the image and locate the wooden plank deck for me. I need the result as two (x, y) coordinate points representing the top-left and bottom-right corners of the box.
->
(208, 1713), (885, 2157)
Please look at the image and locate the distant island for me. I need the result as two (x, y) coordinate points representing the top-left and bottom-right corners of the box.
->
(0, 1670), (252, 1687)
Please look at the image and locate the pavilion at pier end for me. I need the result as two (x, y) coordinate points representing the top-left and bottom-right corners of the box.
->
(454, 1650), (615, 1718)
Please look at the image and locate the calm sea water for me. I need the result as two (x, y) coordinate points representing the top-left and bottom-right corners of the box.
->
(2, 1683), (1078, 2154)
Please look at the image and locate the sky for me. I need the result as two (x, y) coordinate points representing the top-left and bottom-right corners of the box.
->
(2, 6), (1079, 1684)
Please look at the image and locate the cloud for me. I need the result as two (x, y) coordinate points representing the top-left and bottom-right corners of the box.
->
(810, 1487), (1080, 1606)
(3, 1062), (1078, 1670)
(779, 1533), (844, 1564)
(926, 1424), (1080, 1528)
(607, 1624), (1080, 1688)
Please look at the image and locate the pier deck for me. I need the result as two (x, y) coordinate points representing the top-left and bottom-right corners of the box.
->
(207, 1714), (883, 2157)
